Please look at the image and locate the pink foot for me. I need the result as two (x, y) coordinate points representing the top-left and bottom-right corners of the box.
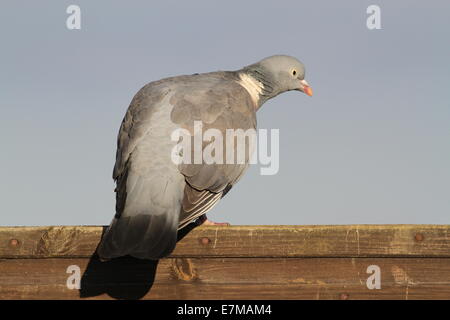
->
(202, 219), (230, 226)
(198, 215), (230, 226)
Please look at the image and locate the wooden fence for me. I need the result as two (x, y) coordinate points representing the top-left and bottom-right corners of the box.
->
(0, 225), (449, 299)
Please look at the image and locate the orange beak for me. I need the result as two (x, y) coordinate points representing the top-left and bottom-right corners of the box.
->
(300, 79), (313, 97)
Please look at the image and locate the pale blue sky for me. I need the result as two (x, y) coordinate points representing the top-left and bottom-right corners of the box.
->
(1, 1), (449, 226)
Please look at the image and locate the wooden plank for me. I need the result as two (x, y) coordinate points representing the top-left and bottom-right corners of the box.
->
(1, 225), (449, 258)
(0, 257), (449, 299)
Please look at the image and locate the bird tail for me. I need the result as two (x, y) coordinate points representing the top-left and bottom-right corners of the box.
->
(97, 213), (179, 260)
(97, 172), (182, 260)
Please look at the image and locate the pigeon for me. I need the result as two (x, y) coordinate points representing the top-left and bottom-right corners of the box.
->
(97, 55), (313, 260)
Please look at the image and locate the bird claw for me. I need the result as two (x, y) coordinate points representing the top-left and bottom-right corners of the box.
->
(196, 214), (230, 226)
(202, 219), (230, 226)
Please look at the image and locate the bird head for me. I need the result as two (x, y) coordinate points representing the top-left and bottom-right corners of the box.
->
(241, 55), (313, 106)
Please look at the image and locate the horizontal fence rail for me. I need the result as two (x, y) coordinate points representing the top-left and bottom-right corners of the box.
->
(0, 225), (449, 299)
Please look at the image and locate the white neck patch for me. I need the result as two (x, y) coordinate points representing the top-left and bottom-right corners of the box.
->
(237, 73), (264, 107)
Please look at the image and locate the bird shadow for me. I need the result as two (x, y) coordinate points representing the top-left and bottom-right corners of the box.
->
(79, 222), (198, 300)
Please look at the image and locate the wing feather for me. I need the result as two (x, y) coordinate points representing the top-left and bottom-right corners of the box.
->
(169, 75), (257, 227)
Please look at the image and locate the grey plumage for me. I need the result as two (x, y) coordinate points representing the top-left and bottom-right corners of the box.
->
(97, 55), (312, 260)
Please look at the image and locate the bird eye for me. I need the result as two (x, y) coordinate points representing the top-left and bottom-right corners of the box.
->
(292, 70), (297, 76)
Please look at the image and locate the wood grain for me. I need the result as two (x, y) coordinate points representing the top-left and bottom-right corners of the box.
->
(1, 225), (449, 258)
(0, 257), (449, 299)
(1, 225), (449, 299)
